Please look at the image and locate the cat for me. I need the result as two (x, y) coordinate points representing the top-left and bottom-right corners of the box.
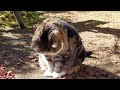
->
(31, 17), (92, 79)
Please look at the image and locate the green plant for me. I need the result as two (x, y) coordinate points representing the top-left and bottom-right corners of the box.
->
(21, 11), (45, 28)
(0, 11), (45, 29)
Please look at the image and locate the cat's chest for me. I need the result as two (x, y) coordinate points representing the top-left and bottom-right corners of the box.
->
(45, 54), (70, 62)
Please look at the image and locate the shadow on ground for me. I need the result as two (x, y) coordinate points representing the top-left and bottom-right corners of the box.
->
(65, 64), (120, 79)
(70, 20), (120, 55)
(0, 19), (120, 79)
(70, 20), (120, 38)
(0, 28), (36, 70)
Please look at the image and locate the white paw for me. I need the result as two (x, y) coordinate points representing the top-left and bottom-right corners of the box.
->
(41, 67), (46, 71)
(40, 66), (47, 71)
(44, 69), (53, 77)
(52, 71), (66, 79)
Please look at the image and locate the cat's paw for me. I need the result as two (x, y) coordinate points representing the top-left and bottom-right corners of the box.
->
(40, 66), (47, 71)
(52, 71), (66, 79)
(44, 69), (53, 77)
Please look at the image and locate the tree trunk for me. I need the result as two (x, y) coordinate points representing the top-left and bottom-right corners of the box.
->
(13, 11), (26, 29)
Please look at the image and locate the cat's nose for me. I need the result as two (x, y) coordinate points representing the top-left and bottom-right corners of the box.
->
(51, 42), (58, 48)
(52, 43), (58, 48)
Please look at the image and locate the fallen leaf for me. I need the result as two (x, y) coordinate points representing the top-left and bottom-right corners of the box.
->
(27, 56), (35, 60)
(30, 58), (38, 62)
(0, 66), (7, 76)
(6, 71), (14, 79)
(0, 65), (14, 79)
(0, 75), (5, 79)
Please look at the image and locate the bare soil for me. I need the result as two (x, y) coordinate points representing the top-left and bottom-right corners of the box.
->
(0, 11), (120, 79)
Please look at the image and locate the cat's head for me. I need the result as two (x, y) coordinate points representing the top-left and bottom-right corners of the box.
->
(31, 18), (68, 55)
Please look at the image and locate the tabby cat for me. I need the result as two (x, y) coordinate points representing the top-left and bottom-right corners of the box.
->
(31, 18), (92, 79)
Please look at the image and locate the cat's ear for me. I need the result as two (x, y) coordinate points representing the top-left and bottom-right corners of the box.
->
(31, 23), (45, 48)
(31, 40), (39, 48)
(31, 42), (35, 48)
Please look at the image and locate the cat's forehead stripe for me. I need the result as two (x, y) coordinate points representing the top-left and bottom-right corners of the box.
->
(45, 22), (53, 29)
(53, 30), (59, 35)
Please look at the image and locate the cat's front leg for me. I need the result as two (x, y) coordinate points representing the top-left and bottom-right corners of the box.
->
(38, 53), (47, 71)
(52, 62), (66, 79)
(44, 60), (55, 77)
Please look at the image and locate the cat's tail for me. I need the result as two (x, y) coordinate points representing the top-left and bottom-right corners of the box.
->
(85, 51), (92, 57)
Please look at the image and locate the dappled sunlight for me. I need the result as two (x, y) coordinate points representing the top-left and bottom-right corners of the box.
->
(0, 11), (120, 79)
(0, 28), (35, 68)
(1, 32), (20, 39)
(97, 22), (120, 29)
(64, 64), (120, 79)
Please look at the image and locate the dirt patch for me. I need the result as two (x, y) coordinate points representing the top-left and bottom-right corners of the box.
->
(0, 11), (120, 79)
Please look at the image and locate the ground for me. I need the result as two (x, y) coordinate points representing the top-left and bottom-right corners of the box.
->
(0, 11), (120, 79)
